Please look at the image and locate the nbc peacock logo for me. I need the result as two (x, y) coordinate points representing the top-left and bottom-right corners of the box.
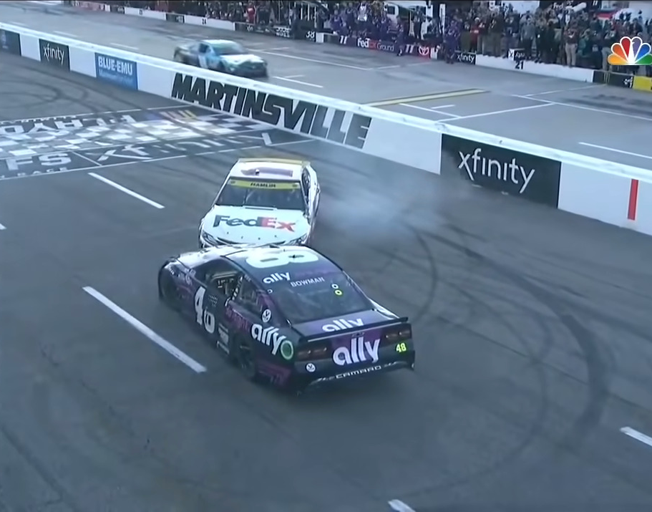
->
(608, 36), (652, 66)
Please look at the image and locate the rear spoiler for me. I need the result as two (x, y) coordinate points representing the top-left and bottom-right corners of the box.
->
(298, 317), (409, 343)
(237, 157), (309, 165)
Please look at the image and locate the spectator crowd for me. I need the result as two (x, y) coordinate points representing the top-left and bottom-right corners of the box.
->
(449, 1), (652, 75)
(99, 1), (652, 75)
(109, 1), (326, 28)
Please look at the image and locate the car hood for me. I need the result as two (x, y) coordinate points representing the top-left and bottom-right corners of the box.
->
(200, 205), (309, 245)
(292, 309), (399, 339)
(222, 54), (265, 66)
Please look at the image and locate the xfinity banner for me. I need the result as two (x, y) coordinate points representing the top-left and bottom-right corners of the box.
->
(0, 29), (21, 56)
(39, 39), (70, 70)
(170, 73), (371, 150)
(436, 50), (477, 65)
(440, 134), (561, 207)
(95, 53), (138, 90)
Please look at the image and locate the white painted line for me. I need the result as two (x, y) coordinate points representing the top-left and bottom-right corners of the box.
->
(374, 64), (402, 70)
(276, 77), (322, 88)
(265, 139), (313, 148)
(399, 103), (460, 118)
(430, 104), (456, 110)
(264, 47), (290, 51)
(73, 151), (103, 168)
(523, 85), (600, 97)
(111, 43), (139, 51)
(280, 74), (304, 79)
(8, 21), (27, 26)
(256, 51), (372, 71)
(54, 31), (76, 37)
(513, 95), (652, 122)
(83, 286), (207, 373)
(621, 427), (652, 448)
(579, 142), (652, 161)
(388, 499), (416, 512)
(0, 223), (6, 231)
(449, 103), (554, 121)
(261, 132), (272, 146)
(88, 172), (165, 209)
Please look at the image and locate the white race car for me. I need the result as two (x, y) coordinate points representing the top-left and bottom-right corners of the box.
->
(199, 158), (321, 248)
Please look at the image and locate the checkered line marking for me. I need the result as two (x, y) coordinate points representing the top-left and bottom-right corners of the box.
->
(0, 111), (270, 158)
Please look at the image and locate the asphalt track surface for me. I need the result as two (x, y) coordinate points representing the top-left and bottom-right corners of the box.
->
(3, 1), (652, 169)
(4, 33), (652, 512)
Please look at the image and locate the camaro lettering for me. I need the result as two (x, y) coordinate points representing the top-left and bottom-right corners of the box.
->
(170, 74), (371, 149)
(322, 318), (363, 332)
(458, 148), (535, 194)
(263, 272), (290, 284)
(336, 365), (382, 379)
(213, 214), (295, 232)
(333, 336), (380, 366)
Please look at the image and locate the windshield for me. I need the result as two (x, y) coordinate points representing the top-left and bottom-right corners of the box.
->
(268, 272), (370, 324)
(216, 179), (305, 211)
(213, 42), (247, 55)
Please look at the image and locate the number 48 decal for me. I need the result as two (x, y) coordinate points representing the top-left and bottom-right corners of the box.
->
(194, 287), (215, 334)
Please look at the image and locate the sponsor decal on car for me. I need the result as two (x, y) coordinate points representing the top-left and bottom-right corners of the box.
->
(332, 335), (380, 366)
(251, 324), (294, 360)
(336, 365), (382, 379)
(290, 276), (326, 287)
(213, 215), (296, 231)
(321, 318), (364, 332)
(228, 179), (299, 189)
(263, 272), (290, 284)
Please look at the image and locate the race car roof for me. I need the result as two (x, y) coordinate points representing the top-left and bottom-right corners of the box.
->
(229, 158), (306, 181)
(226, 246), (340, 283)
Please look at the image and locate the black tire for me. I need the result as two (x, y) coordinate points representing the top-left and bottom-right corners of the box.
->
(158, 271), (180, 310)
(233, 335), (260, 382)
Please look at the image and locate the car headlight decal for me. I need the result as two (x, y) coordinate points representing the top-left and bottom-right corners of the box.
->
(280, 340), (294, 360)
(201, 231), (219, 246)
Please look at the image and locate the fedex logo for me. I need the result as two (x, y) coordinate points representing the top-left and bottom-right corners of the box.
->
(213, 215), (295, 232)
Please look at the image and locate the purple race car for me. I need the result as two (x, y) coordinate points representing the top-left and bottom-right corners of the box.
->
(158, 245), (415, 392)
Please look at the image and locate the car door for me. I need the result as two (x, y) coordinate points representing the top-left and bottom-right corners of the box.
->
(184, 43), (199, 66)
(190, 259), (240, 347)
(226, 276), (282, 359)
(197, 42), (211, 68)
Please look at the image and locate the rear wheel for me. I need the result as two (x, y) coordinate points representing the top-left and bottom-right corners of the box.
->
(234, 336), (260, 382)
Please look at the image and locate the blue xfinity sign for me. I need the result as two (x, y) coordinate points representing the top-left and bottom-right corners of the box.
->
(95, 53), (138, 90)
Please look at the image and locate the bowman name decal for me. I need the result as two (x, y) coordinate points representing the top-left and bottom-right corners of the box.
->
(171, 73), (371, 149)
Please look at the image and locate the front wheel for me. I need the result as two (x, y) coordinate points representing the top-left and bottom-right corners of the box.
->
(173, 52), (185, 64)
(158, 271), (179, 310)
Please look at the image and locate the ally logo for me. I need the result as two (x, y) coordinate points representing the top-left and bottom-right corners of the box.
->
(608, 36), (652, 66)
